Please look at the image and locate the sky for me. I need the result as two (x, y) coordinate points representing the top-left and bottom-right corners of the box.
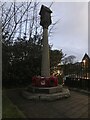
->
(39, 2), (88, 62)
(1, 1), (88, 62)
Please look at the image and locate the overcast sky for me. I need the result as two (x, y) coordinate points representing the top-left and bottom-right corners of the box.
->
(39, 2), (88, 62)
(1, 1), (88, 62)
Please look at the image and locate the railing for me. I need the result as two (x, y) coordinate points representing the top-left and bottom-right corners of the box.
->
(64, 77), (90, 91)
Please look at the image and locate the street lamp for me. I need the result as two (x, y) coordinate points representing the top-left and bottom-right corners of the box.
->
(83, 60), (86, 66)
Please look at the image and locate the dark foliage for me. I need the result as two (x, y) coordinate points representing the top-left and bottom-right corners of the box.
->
(2, 38), (42, 88)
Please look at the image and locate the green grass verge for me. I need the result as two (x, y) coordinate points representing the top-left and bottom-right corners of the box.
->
(2, 91), (26, 118)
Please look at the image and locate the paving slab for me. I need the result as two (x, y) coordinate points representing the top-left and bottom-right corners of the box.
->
(4, 88), (89, 118)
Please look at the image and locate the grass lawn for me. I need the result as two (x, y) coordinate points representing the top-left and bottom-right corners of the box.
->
(2, 91), (26, 118)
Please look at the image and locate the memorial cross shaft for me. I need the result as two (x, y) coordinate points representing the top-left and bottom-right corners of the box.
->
(39, 5), (52, 77)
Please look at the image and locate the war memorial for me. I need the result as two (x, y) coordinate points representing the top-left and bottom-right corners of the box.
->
(22, 5), (70, 101)
(2, 3), (89, 118)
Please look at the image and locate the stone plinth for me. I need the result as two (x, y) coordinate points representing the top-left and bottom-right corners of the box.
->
(22, 87), (70, 101)
(27, 85), (62, 94)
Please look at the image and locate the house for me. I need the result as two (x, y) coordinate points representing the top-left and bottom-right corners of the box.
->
(82, 53), (90, 68)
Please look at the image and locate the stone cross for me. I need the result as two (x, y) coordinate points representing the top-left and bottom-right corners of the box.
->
(39, 5), (52, 77)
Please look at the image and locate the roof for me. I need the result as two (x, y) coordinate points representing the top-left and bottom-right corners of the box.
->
(82, 53), (90, 61)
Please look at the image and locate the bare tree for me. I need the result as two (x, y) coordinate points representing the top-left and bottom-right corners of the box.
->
(62, 55), (76, 64)
(1, 1), (59, 45)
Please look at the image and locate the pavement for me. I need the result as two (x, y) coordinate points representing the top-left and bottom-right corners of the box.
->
(3, 88), (89, 118)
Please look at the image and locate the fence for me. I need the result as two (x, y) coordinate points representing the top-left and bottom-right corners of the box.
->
(62, 62), (90, 91)
(64, 77), (90, 91)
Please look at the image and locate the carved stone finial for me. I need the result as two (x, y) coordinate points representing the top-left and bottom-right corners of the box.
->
(39, 5), (52, 28)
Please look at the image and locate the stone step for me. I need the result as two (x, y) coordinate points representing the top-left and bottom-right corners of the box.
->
(22, 87), (70, 101)
(27, 85), (62, 94)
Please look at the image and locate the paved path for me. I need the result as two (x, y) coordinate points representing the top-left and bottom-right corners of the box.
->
(4, 88), (89, 118)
